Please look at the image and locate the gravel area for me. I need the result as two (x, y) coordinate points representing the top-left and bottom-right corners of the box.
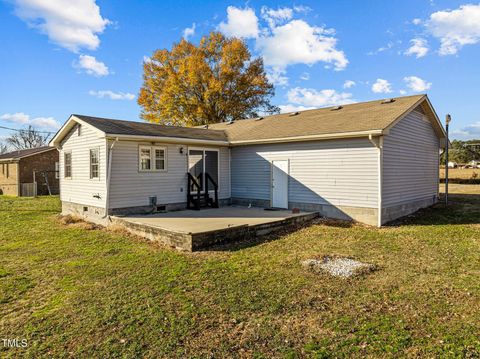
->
(302, 256), (376, 278)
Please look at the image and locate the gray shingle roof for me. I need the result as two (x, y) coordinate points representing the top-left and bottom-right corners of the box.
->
(74, 115), (228, 142)
(0, 146), (54, 161)
(205, 94), (443, 142)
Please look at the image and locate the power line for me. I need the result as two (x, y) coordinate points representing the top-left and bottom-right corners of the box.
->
(0, 124), (57, 135)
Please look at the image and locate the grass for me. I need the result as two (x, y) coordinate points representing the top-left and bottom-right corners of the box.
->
(1, 186), (480, 358)
(440, 167), (479, 180)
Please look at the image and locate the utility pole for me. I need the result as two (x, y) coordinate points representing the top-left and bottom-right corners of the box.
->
(445, 114), (451, 206)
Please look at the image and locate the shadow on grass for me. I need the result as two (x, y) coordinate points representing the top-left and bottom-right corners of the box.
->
(202, 220), (319, 252)
(386, 193), (480, 227)
(202, 217), (354, 252)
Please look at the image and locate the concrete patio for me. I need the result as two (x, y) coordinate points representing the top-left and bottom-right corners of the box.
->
(111, 206), (319, 251)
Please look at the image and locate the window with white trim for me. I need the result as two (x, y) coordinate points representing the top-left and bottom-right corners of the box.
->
(90, 148), (100, 179)
(139, 146), (166, 171)
(64, 152), (72, 178)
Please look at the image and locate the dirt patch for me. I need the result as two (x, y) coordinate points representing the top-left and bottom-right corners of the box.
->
(55, 215), (101, 230)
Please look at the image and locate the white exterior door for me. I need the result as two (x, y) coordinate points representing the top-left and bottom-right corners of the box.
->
(272, 160), (289, 208)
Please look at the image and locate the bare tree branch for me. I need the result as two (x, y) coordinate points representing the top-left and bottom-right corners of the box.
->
(0, 142), (8, 154)
(6, 125), (50, 150)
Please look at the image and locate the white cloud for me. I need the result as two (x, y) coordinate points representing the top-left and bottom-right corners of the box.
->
(367, 42), (394, 55)
(300, 72), (310, 81)
(452, 122), (480, 139)
(75, 54), (109, 76)
(412, 18), (422, 25)
(183, 23), (196, 40)
(256, 19), (348, 71)
(217, 5), (348, 85)
(293, 5), (312, 14)
(278, 104), (315, 113)
(286, 87), (354, 107)
(371, 79), (393, 93)
(12, 0), (110, 52)
(218, 6), (259, 39)
(404, 38), (429, 58)
(399, 89), (407, 95)
(261, 6), (293, 27)
(266, 67), (289, 86)
(88, 90), (135, 100)
(426, 4), (480, 55)
(343, 80), (356, 89)
(403, 76), (431, 92)
(0, 112), (60, 129)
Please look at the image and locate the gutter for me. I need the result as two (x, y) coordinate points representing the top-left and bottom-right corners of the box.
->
(228, 129), (385, 146)
(103, 137), (118, 219)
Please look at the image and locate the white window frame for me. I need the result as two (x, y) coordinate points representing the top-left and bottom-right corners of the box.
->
(138, 145), (167, 172)
(55, 162), (59, 179)
(89, 148), (100, 180)
(64, 151), (72, 179)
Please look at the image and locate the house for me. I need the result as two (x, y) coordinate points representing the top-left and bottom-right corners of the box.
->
(0, 146), (59, 196)
(49, 94), (446, 226)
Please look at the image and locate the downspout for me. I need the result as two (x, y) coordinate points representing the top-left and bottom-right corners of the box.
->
(369, 134), (383, 227)
(103, 137), (118, 219)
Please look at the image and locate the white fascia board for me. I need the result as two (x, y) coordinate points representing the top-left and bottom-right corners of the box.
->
(104, 134), (230, 146)
(229, 130), (385, 146)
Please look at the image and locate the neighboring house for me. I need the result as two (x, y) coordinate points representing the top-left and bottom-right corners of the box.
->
(50, 94), (446, 226)
(0, 146), (59, 196)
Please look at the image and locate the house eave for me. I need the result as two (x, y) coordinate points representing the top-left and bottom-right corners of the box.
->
(104, 134), (230, 146)
(228, 130), (385, 146)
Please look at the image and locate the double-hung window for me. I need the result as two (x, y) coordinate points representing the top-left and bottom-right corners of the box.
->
(90, 148), (100, 179)
(64, 152), (72, 178)
(139, 146), (167, 171)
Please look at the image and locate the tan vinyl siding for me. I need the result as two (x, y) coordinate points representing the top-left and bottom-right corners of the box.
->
(109, 142), (230, 209)
(59, 124), (107, 207)
(382, 107), (440, 207)
(231, 139), (379, 208)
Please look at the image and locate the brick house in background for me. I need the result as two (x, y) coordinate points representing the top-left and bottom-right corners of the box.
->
(0, 146), (59, 196)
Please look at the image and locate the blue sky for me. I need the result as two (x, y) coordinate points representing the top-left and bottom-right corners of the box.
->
(1, 0), (479, 142)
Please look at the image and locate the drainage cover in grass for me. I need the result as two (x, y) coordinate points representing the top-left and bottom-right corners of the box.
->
(302, 256), (376, 278)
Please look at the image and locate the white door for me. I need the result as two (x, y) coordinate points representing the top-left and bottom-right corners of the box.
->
(272, 160), (289, 208)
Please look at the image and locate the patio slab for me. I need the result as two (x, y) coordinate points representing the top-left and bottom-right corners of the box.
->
(111, 206), (319, 251)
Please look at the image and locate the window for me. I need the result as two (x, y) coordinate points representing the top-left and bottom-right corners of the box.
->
(139, 147), (151, 170)
(64, 152), (72, 178)
(2, 164), (9, 178)
(90, 148), (100, 179)
(139, 146), (167, 172)
(154, 148), (165, 170)
(55, 162), (59, 179)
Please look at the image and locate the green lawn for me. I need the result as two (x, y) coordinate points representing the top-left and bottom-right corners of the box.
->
(1, 186), (479, 358)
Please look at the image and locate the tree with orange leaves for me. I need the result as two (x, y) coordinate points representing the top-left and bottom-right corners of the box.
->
(138, 32), (278, 127)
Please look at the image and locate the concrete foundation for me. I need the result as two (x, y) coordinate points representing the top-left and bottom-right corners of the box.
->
(61, 201), (108, 225)
(111, 207), (319, 251)
(382, 196), (438, 224)
(232, 197), (379, 226)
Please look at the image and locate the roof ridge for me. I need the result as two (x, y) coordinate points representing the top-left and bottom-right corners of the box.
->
(73, 114), (226, 133)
